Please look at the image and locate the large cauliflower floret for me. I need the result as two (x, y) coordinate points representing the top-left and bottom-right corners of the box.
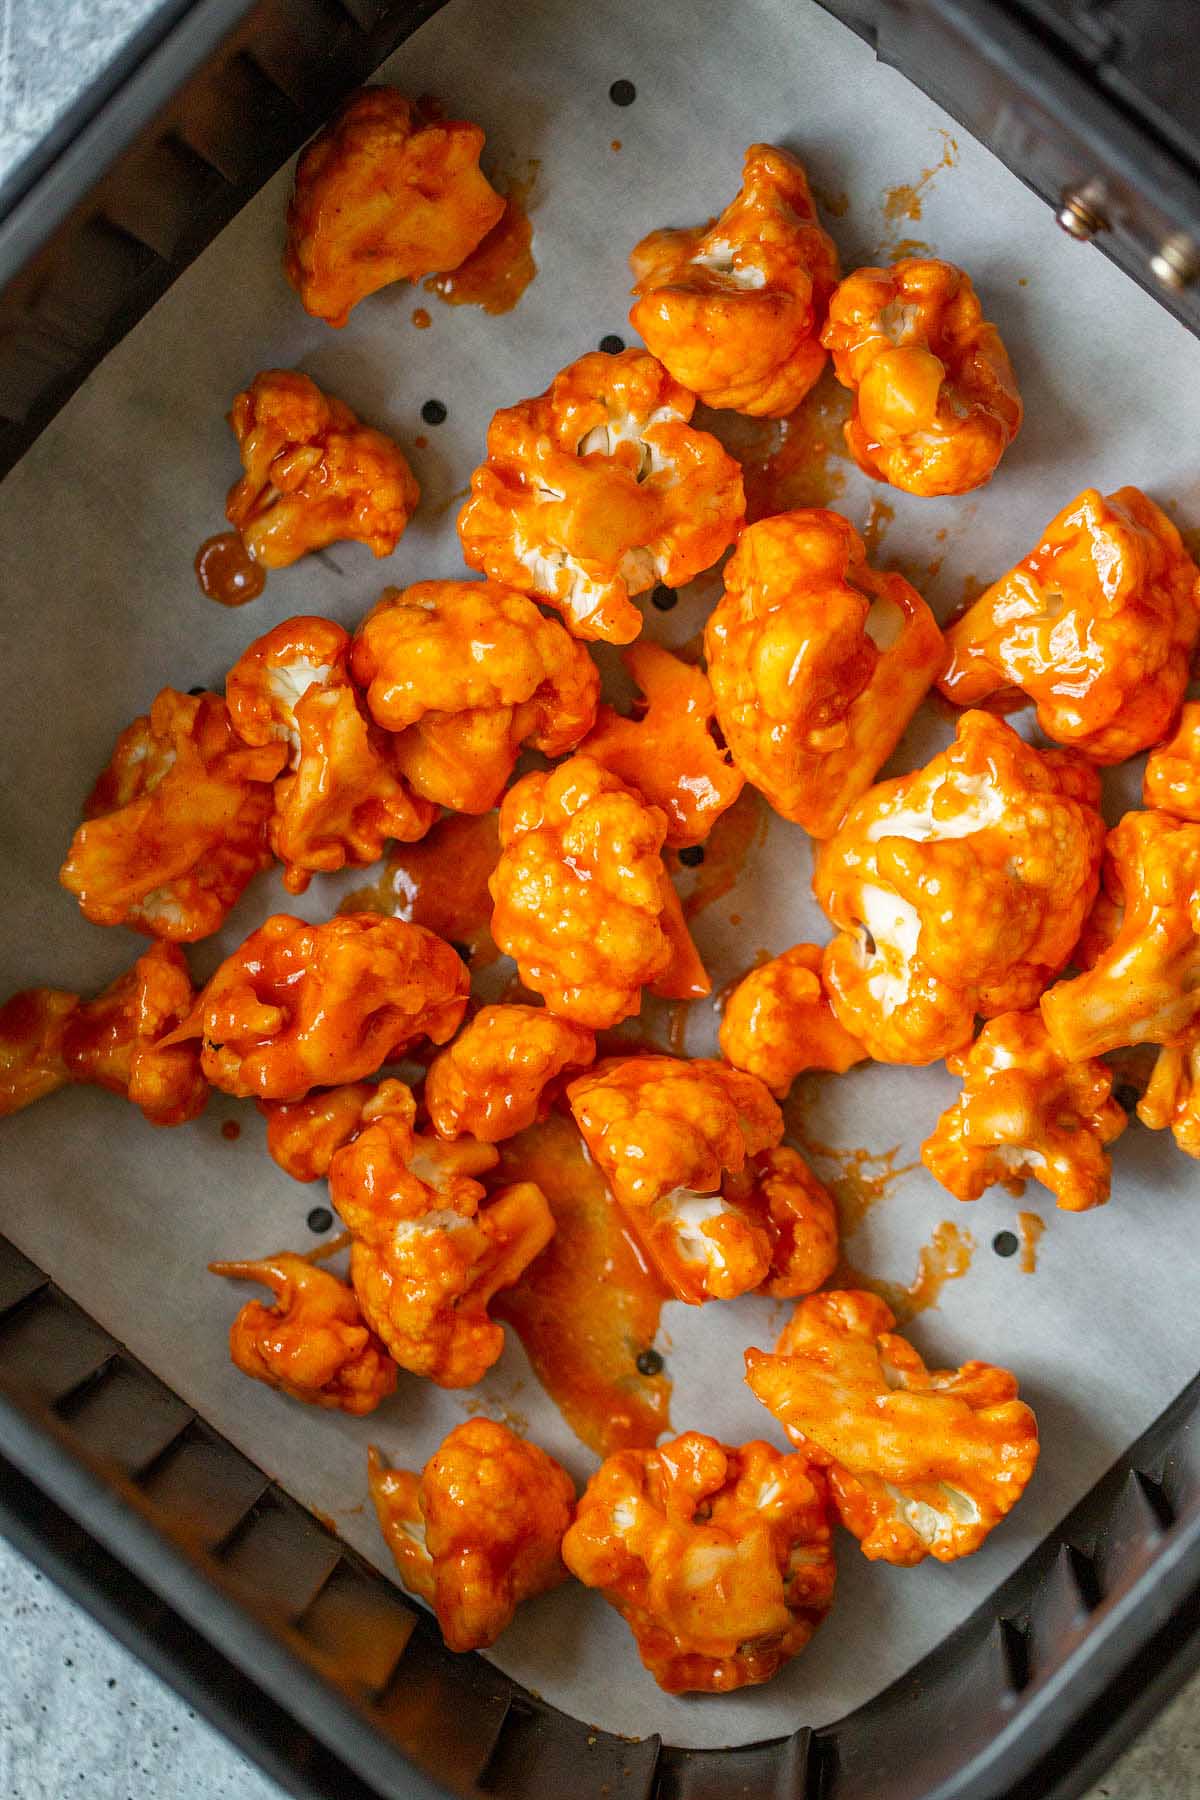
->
(283, 87), (505, 327)
(1041, 809), (1200, 1063)
(368, 1420), (575, 1650)
(1144, 702), (1200, 821)
(350, 581), (599, 813)
(59, 690), (285, 941)
(629, 144), (840, 418)
(1139, 1028), (1200, 1158)
(704, 510), (945, 836)
(921, 1010), (1126, 1211)
(814, 710), (1105, 1065)
(425, 1005), (596, 1143)
(164, 914), (468, 1101)
(226, 370), (419, 568)
(940, 488), (1200, 764)
(489, 756), (709, 1028)
(719, 944), (867, 1097)
(259, 1080), (376, 1181)
(561, 1430), (835, 1693)
(457, 348), (745, 644)
(820, 259), (1022, 497)
(746, 1291), (1040, 1565)
(329, 1079), (554, 1386)
(209, 1253), (396, 1415)
(578, 642), (744, 847)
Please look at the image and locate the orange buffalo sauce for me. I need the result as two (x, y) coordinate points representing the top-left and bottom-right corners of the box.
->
(342, 811), (500, 968)
(835, 1219), (975, 1326)
(194, 532), (264, 605)
(1017, 1210), (1045, 1274)
(425, 167), (538, 315)
(678, 788), (767, 922)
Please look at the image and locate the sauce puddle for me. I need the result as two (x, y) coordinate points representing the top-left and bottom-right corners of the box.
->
(701, 371), (852, 520)
(194, 532), (264, 606)
(678, 788), (768, 922)
(342, 811), (500, 969)
(425, 165), (539, 315)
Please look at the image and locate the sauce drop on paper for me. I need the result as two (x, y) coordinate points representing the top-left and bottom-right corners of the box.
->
(881, 131), (959, 230)
(679, 789), (768, 922)
(861, 497), (895, 561)
(426, 166), (539, 315)
(787, 1119), (915, 1238)
(836, 1220), (975, 1325)
(411, 307), (432, 329)
(220, 1119), (241, 1142)
(703, 374), (852, 520)
(342, 811), (500, 968)
(1017, 1210), (1045, 1274)
(194, 532), (264, 606)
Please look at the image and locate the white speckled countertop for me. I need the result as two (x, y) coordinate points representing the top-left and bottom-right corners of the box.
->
(0, 3), (1197, 1795)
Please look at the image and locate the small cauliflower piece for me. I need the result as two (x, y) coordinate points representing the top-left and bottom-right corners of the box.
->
(705, 510), (945, 835)
(0, 988), (78, 1117)
(1144, 702), (1200, 821)
(578, 642), (744, 847)
(350, 581), (599, 813)
(165, 913), (467, 1101)
(489, 756), (709, 1028)
(425, 1005), (596, 1143)
(940, 488), (1200, 764)
(458, 348), (744, 644)
(921, 1010), (1126, 1211)
(283, 87), (505, 327)
(561, 1430), (835, 1693)
(226, 614), (353, 756)
(259, 1080), (376, 1181)
(629, 144), (839, 418)
(567, 1054), (785, 1303)
(814, 710), (1105, 1065)
(329, 1079), (553, 1385)
(746, 1290), (1039, 1565)
(226, 370), (418, 568)
(719, 944), (866, 1097)
(368, 1420), (574, 1650)
(1139, 1028), (1200, 1158)
(820, 259), (1022, 497)
(59, 690), (284, 942)
(1041, 809), (1200, 1063)
(209, 1253), (396, 1415)
(723, 1145), (840, 1297)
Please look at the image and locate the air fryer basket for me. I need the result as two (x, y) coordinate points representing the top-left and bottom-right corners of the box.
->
(1, 2), (1198, 1796)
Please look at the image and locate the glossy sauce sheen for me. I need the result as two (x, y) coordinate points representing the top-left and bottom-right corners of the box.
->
(194, 532), (265, 605)
(425, 169), (538, 315)
(342, 812), (500, 967)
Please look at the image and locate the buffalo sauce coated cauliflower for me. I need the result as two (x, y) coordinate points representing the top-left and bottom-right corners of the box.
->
(723, 1145), (840, 1297)
(259, 1081), (375, 1181)
(425, 1005), (596, 1142)
(329, 1079), (553, 1385)
(489, 756), (709, 1028)
(350, 581), (599, 813)
(226, 371), (418, 568)
(561, 1430), (835, 1693)
(283, 88), (505, 327)
(921, 1010), (1126, 1211)
(814, 711), (1105, 1064)
(165, 914), (468, 1100)
(704, 510), (944, 836)
(0, 987), (77, 1116)
(821, 259), (1022, 497)
(567, 1054), (790, 1302)
(1144, 702), (1200, 820)
(719, 944), (867, 1096)
(746, 1291), (1039, 1565)
(368, 1420), (574, 1650)
(1139, 1029), (1200, 1158)
(457, 349), (744, 644)
(629, 144), (840, 418)
(1041, 809), (1200, 1062)
(940, 488), (1200, 763)
(209, 1253), (396, 1414)
(59, 690), (284, 941)
(578, 642), (744, 847)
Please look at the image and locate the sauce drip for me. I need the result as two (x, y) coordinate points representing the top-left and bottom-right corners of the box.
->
(494, 1114), (671, 1455)
(341, 811), (500, 968)
(861, 497), (895, 561)
(425, 166), (539, 315)
(1017, 1210), (1045, 1274)
(881, 132), (959, 231)
(835, 1220), (974, 1326)
(702, 373), (853, 521)
(678, 789), (768, 922)
(787, 1116), (916, 1239)
(411, 307), (432, 329)
(220, 1119), (241, 1142)
(194, 532), (264, 606)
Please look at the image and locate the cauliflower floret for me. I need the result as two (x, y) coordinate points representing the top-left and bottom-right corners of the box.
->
(820, 259), (1022, 497)
(940, 488), (1200, 763)
(0, 988), (77, 1117)
(921, 1010), (1126, 1211)
(259, 1080), (376, 1181)
(567, 1054), (785, 1302)
(458, 348), (745, 644)
(629, 144), (840, 418)
(1138, 1027), (1200, 1158)
(1041, 809), (1200, 1062)
(561, 1430), (835, 1693)
(368, 1419), (574, 1650)
(329, 1079), (553, 1386)
(578, 642), (744, 847)
(1144, 702), (1200, 820)
(489, 756), (709, 1028)
(814, 710), (1105, 1064)
(350, 581), (599, 813)
(209, 1253), (396, 1415)
(719, 944), (867, 1096)
(425, 1005), (596, 1143)
(746, 1290), (1039, 1565)
(226, 370), (419, 568)
(723, 1145), (840, 1297)
(704, 510), (945, 835)
(283, 87), (505, 327)
(59, 690), (285, 941)
(164, 913), (468, 1101)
